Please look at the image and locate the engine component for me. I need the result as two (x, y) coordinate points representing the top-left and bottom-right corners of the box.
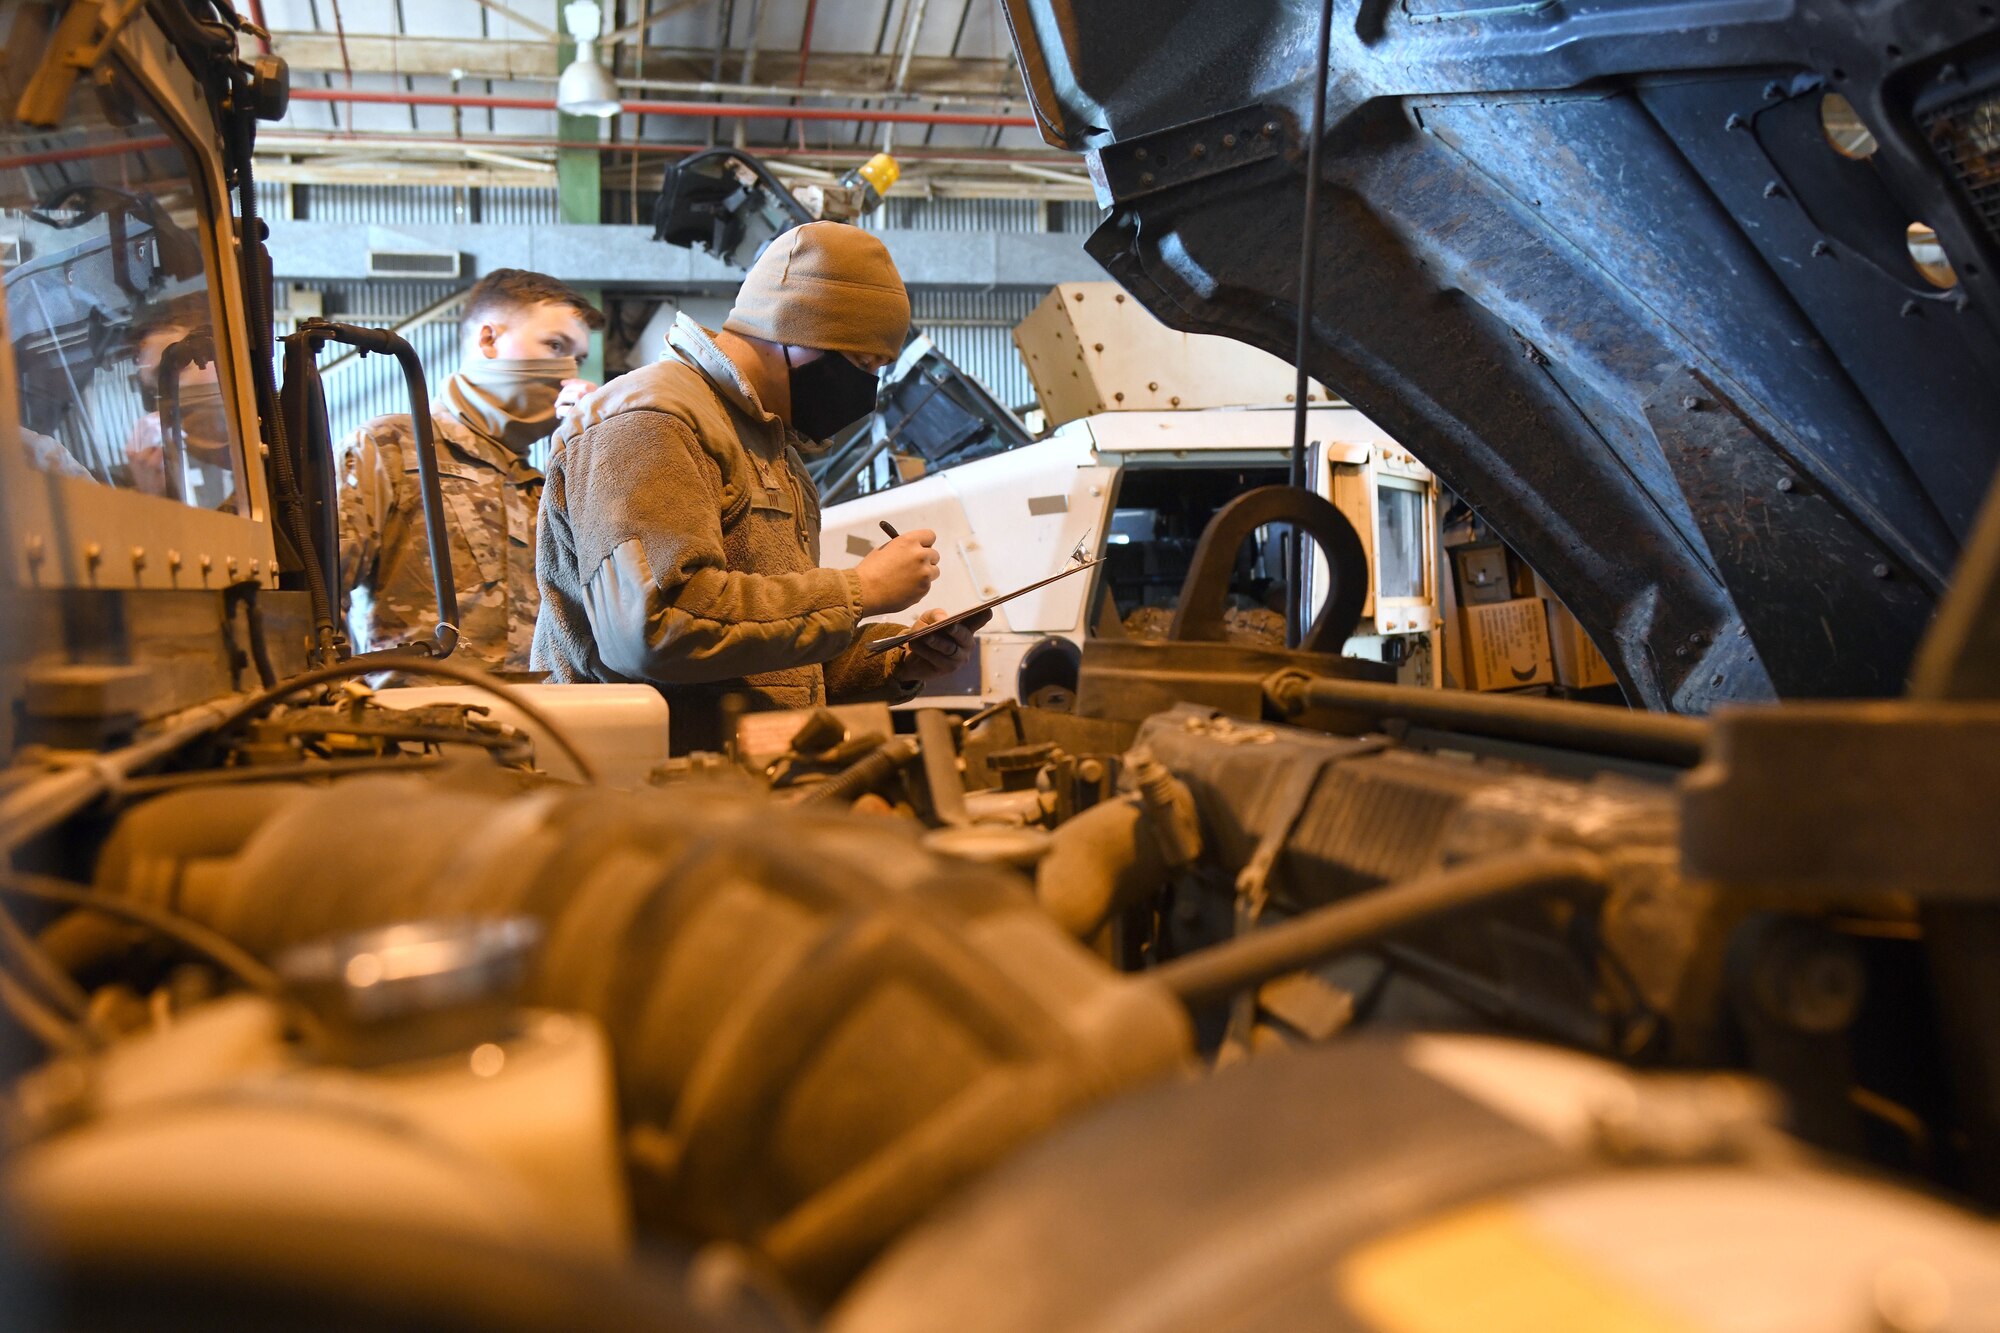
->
(792, 735), (919, 809)
(832, 1036), (2000, 1333)
(1267, 668), (1710, 769)
(10, 989), (628, 1263)
(1120, 704), (1700, 1049)
(372, 684), (672, 790)
(1035, 746), (1201, 939)
(86, 776), (1193, 1303)
(275, 917), (541, 1065)
(17, 1211), (792, 1333)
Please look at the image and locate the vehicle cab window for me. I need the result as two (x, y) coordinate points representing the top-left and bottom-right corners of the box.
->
(2, 21), (241, 512)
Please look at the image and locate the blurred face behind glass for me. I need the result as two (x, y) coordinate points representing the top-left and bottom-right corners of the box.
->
(130, 322), (191, 404)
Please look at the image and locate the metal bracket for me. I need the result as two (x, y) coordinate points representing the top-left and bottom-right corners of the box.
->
(13, 0), (149, 129)
(1085, 104), (1285, 206)
(1171, 485), (1368, 654)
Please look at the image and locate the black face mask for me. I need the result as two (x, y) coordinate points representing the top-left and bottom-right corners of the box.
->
(785, 347), (879, 443)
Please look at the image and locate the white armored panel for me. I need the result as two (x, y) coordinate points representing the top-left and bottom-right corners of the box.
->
(1011, 282), (1335, 427)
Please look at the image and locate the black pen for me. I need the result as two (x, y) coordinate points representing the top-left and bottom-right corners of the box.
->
(879, 521), (899, 540)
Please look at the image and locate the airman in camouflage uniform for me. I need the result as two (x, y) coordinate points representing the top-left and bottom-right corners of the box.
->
(337, 412), (545, 670)
(335, 269), (604, 672)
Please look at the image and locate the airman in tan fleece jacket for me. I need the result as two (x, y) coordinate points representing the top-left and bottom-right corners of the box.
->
(532, 223), (975, 751)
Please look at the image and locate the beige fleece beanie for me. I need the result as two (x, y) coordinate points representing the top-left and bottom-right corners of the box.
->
(722, 221), (911, 362)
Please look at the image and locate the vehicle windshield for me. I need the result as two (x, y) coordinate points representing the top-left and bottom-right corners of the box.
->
(2, 20), (241, 511)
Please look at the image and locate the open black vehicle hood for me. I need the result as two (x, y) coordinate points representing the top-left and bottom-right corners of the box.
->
(1000, 0), (2000, 711)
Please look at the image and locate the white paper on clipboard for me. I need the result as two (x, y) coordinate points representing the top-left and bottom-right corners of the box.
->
(863, 558), (1103, 655)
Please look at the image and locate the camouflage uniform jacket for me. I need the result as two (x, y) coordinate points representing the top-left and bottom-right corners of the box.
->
(337, 407), (542, 670)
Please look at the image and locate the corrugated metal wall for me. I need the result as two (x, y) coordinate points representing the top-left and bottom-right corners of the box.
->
(909, 287), (1045, 410)
(276, 280), (466, 449)
(272, 184), (1081, 435)
(862, 197), (1103, 233)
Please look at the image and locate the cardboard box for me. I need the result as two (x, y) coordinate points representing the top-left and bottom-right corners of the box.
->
(1461, 597), (1555, 692)
(1533, 576), (1619, 690)
(1546, 605), (1618, 689)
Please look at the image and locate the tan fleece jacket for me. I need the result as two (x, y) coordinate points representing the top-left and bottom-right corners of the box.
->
(532, 315), (909, 751)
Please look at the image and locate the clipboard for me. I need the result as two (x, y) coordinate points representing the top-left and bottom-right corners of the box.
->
(865, 557), (1104, 655)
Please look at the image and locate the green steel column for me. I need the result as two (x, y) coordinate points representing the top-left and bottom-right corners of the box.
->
(557, 35), (606, 384)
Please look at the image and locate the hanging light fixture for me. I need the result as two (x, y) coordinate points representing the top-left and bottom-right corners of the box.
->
(556, 1), (621, 119)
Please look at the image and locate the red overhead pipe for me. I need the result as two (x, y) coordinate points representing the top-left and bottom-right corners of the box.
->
(287, 86), (1034, 128)
(0, 136), (173, 170)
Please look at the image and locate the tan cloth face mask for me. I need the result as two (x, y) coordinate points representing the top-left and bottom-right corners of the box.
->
(445, 356), (577, 452)
(169, 380), (232, 464)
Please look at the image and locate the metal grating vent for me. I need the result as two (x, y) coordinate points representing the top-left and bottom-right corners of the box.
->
(1920, 87), (2000, 245)
(366, 249), (461, 278)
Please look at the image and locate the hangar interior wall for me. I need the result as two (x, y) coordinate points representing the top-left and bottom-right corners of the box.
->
(261, 183), (1100, 443)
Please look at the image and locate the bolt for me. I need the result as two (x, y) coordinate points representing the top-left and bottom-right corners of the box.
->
(1675, 645), (1690, 659)
(1261, 120), (1280, 136)
(167, 550), (182, 572)
(1681, 394), (1703, 411)
(1222, 132), (1238, 148)
(250, 559), (261, 577)
(84, 542), (102, 568)
(1139, 171), (1155, 186)
(1191, 142), (1207, 158)
(227, 556), (239, 577)
(1777, 476), (1794, 492)
(1752, 919), (1866, 1034)
(1133, 147), (1147, 161)
(130, 546), (146, 571)
(1811, 239), (1832, 257)
(25, 534), (44, 566)
(1762, 180), (1783, 199)
(1725, 112), (1747, 131)
(1872, 562), (1892, 579)
(200, 553), (213, 574)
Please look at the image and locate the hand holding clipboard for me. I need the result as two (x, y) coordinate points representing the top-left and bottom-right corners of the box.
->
(865, 521), (1102, 656)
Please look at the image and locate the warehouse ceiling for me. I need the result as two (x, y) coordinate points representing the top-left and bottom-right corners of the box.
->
(249, 0), (1094, 200)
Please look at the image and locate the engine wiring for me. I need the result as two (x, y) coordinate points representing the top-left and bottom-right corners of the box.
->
(0, 871), (287, 1005)
(207, 658), (602, 784)
(0, 970), (91, 1056)
(0, 899), (91, 1034)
